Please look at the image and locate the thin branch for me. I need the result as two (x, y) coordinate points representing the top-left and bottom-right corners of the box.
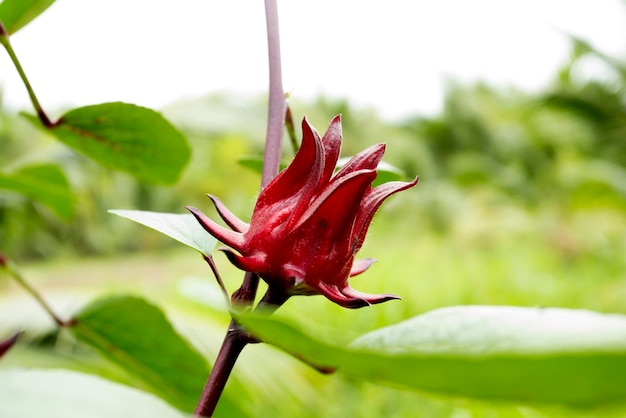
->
(202, 255), (230, 306)
(1, 255), (72, 327)
(0, 21), (53, 127)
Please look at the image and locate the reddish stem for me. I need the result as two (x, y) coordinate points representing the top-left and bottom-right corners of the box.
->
(194, 1), (286, 416)
(260, 0), (286, 188)
(193, 323), (248, 417)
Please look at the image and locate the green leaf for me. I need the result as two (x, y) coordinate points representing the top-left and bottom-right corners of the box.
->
(0, 164), (75, 220)
(238, 306), (626, 407)
(237, 155), (264, 174)
(23, 102), (191, 184)
(108, 209), (217, 256)
(0, 369), (185, 418)
(0, 0), (54, 35)
(72, 296), (243, 416)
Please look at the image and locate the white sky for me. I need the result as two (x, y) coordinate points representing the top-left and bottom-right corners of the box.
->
(1, 0), (625, 120)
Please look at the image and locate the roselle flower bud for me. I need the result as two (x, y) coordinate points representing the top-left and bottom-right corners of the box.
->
(187, 115), (418, 308)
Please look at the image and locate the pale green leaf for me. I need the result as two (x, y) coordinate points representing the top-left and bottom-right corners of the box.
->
(0, 369), (186, 418)
(238, 306), (626, 406)
(108, 209), (217, 256)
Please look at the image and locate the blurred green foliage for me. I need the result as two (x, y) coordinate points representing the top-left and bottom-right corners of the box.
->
(2, 38), (625, 260)
(1, 37), (626, 417)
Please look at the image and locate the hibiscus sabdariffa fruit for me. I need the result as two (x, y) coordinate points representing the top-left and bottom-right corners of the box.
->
(187, 115), (418, 308)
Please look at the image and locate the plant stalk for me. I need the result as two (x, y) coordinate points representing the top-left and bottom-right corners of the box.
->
(260, 0), (286, 188)
(193, 322), (248, 417)
(194, 1), (286, 415)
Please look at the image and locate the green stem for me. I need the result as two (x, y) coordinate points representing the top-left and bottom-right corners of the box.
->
(1, 255), (71, 327)
(0, 20), (53, 127)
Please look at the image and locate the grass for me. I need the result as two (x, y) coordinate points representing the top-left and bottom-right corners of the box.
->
(1, 191), (625, 417)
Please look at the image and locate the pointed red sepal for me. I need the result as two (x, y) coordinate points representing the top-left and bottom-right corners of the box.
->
(220, 248), (265, 273)
(340, 286), (401, 307)
(207, 194), (249, 233)
(315, 282), (399, 309)
(186, 206), (245, 250)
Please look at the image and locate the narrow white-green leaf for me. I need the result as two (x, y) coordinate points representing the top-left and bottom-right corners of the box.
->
(352, 305), (626, 355)
(109, 209), (217, 256)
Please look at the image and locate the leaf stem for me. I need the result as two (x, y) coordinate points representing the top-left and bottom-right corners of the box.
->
(202, 255), (230, 306)
(0, 20), (53, 127)
(1, 254), (72, 327)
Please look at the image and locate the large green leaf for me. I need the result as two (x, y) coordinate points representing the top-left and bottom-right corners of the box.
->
(23, 102), (191, 184)
(0, 164), (75, 220)
(0, 369), (185, 418)
(72, 295), (244, 416)
(0, 0), (54, 35)
(238, 306), (626, 407)
(108, 210), (218, 256)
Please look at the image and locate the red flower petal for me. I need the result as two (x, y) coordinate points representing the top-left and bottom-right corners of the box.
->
(334, 143), (386, 180)
(319, 115), (343, 184)
(352, 176), (419, 253)
(349, 258), (376, 277)
(291, 169), (377, 243)
(254, 117), (324, 215)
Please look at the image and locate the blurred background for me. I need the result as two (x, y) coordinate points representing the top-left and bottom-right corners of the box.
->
(1, 1), (626, 417)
